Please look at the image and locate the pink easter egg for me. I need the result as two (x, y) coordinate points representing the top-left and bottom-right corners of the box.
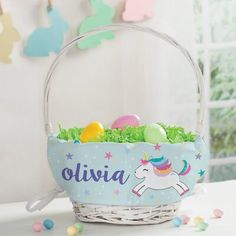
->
(213, 209), (224, 218)
(32, 222), (43, 232)
(182, 215), (191, 224)
(111, 114), (140, 130)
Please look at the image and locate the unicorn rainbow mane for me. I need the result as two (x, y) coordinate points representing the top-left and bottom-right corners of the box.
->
(149, 156), (172, 176)
(140, 154), (191, 177)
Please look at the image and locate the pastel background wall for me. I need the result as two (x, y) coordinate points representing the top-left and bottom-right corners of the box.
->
(0, 0), (196, 203)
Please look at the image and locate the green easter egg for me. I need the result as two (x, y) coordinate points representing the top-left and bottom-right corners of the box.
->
(74, 223), (84, 232)
(144, 124), (168, 144)
(198, 222), (208, 231)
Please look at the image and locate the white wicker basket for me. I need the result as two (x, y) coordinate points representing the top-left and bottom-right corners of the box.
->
(72, 202), (180, 225)
(26, 24), (207, 226)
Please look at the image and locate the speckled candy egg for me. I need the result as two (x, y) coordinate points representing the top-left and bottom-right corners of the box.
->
(67, 225), (78, 236)
(32, 222), (43, 232)
(144, 123), (168, 144)
(111, 114), (140, 130)
(213, 209), (224, 218)
(194, 216), (204, 226)
(74, 222), (84, 232)
(198, 222), (208, 231)
(182, 215), (191, 224)
(172, 217), (182, 227)
(80, 122), (104, 143)
(43, 219), (54, 230)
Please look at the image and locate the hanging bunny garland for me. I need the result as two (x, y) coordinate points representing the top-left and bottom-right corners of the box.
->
(24, 0), (69, 57)
(76, 0), (154, 49)
(0, 0), (157, 62)
(122, 0), (156, 22)
(77, 0), (115, 49)
(0, 1), (20, 64)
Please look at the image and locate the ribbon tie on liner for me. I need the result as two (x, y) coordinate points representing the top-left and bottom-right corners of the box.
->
(26, 186), (64, 212)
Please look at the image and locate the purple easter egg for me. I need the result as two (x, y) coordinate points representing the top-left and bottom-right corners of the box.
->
(111, 114), (140, 130)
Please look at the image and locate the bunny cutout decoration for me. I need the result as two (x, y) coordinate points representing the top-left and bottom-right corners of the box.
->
(122, 0), (155, 22)
(0, 13), (20, 64)
(24, 7), (68, 57)
(77, 0), (115, 49)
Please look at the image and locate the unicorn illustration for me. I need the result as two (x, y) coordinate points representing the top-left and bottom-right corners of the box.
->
(24, 8), (68, 57)
(78, 0), (115, 49)
(0, 13), (20, 64)
(132, 154), (191, 197)
(122, 0), (155, 22)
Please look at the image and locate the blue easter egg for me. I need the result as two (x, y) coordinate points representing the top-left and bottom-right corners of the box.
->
(172, 217), (182, 227)
(43, 219), (54, 230)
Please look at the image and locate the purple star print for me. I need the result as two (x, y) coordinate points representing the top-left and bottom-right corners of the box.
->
(66, 153), (73, 160)
(105, 152), (112, 160)
(195, 153), (202, 160)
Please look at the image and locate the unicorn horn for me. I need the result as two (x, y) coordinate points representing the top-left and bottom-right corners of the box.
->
(143, 153), (149, 161)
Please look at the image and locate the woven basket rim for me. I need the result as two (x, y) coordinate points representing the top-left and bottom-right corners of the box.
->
(72, 201), (180, 225)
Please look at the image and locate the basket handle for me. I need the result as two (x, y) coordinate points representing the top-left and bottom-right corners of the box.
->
(44, 23), (206, 136)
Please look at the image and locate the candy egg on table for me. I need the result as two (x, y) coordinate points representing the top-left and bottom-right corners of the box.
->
(172, 217), (182, 227)
(74, 222), (84, 233)
(111, 114), (140, 130)
(182, 215), (190, 224)
(194, 216), (204, 226)
(32, 222), (43, 232)
(43, 219), (54, 230)
(213, 209), (224, 218)
(144, 123), (168, 144)
(80, 121), (104, 143)
(197, 222), (208, 231)
(67, 225), (78, 236)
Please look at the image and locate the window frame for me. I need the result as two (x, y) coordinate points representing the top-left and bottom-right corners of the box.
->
(195, 0), (236, 181)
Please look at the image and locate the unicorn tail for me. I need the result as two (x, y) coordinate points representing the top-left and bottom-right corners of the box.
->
(179, 160), (191, 176)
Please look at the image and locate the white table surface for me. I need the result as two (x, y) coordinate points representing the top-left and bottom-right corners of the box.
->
(0, 180), (236, 236)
